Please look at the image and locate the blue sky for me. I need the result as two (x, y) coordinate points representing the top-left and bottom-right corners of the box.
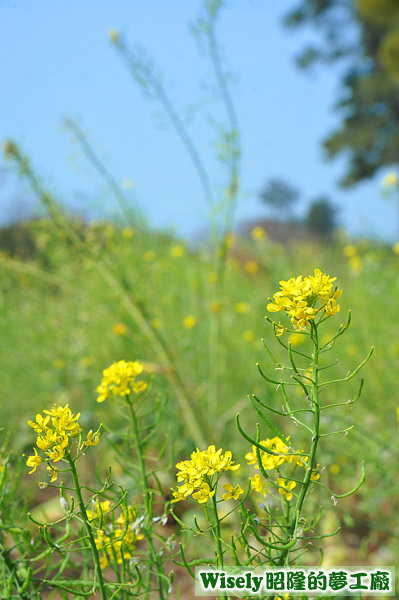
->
(0, 0), (397, 241)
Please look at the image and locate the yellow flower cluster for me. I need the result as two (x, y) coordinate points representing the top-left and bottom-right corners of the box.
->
(88, 501), (143, 569)
(246, 437), (320, 499)
(97, 360), (147, 403)
(26, 404), (99, 481)
(267, 269), (342, 331)
(245, 436), (306, 471)
(171, 445), (241, 504)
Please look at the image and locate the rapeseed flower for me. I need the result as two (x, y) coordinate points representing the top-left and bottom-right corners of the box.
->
(91, 503), (143, 569)
(97, 360), (147, 403)
(183, 315), (197, 329)
(277, 478), (296, 501)
(222, 483), (243, 501)
(249, 473), (267, 497)
(267, 269), (342, 331)
(171, 444), (240, 504)
(251, 226), (267, 241)
(25, 404), (98, 482)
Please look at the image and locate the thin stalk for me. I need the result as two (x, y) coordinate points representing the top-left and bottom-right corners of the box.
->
(277, 321), (320, 567)
(66, 453), (108, 600)
(128, 399), (165, 600)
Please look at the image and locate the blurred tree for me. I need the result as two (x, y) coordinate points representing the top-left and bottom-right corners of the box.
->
(259, 178), (300, 220)
(306, 196), (338, 238)
(284, 0), (399, 187)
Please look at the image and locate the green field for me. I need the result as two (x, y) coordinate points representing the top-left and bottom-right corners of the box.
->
(1, 217), (398, 573)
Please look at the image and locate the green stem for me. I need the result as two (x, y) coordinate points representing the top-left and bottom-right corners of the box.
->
(211, 493), (228, 600)
(66, 453), (108, 600)
(128, 400), (165, 600)
(278, 322), (320, 567)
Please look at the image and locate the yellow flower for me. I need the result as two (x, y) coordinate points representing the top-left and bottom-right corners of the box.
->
(277, 478), (296, 501)
(122, 226), (134, 239)
(382, 172), (398, 187)
(209, 301), (222, 314)
(243, 330), (255, 342)
(310, 464), (321, 481)
(112, 322), (128, 336)
(343, 244), (357, 257)
(246, 436), (290, 470)
(267, 269), (342, 330)
(151, 318), (161, 330)
(235, 302), (249, 314)
(172, 445), (240, 504)
(26, 448), (42, 474)
(87, 500), (112, 521)
(171, 244), (185, 258)
(393, 241), (399, 255)
(192, 483), (215, 504)
(288, 332), (305, 347)
(143, 250), (155, 262)
(349, 256), (362, 273)
(97, 360), (147, 402)
(329, 464), (341, 475)
(244, 260), (259, 275)
(108, 28), (119, 44)
(251, 226), (267, 241)
(85, 427), (101, 447)
(249, 474), (267, 497)
(207, 272), (218, 284)
(222, 483), (243, 501)
(52, 359), (65, 370)
(183, 315), (197, 329)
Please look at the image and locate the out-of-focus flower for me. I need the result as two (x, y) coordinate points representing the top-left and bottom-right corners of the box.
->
(251, 226), (267, 241)
(183, 315), (197, 329)
(112, 322), (128, 336)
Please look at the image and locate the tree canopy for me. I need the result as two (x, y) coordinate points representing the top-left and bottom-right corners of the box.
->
(284, 0), (399, 187)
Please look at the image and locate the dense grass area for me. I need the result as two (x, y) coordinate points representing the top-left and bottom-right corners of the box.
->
(1, 218), (398, 566)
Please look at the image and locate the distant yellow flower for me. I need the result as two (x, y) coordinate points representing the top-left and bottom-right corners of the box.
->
(343, 244), (357, 257)
(243, 330), (254, 342)
(235, 302), (249, 314)
(277, 478), (296, 501)
(209, 301), (222, 314)
(251, 226), (267, 241)
(345, 345), (357, 357)
(244, 260), (259, 274)
(349, 256), (362, 273)
(183, 315), (197, 329)
(171, 244), (185, 258)
(250, 473), (267, 497)
(288, 332), (305, 347)
(151, 318), (161, 330)
(393, 242), (399, 255)
(52, 359), (65, 370)
(97, 360), (147, 402)
(382, 172), (398, 188)
(143, 250), (155, 262)
(112, 322), (128, 336)
(207, 272), (218, 284)
(108, 28), (119, 44)
(329, 464), (341, 475)
(80, 355), (94, 367)
(222, 483), (243, 501)
(122, 226), (134, 239)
